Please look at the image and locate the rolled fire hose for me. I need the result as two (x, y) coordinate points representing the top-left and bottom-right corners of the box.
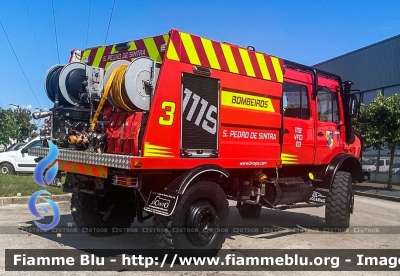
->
(91, 65), (135, 130)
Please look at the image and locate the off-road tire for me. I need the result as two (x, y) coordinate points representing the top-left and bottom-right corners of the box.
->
(71, 192), (135, 236)
(238, 203), (262, 219)
(152, 181), (229, 253)
(325, 171), (352, 229)
(0, 163), (14, 174)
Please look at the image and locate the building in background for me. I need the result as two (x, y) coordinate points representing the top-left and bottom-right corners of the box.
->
(314, 34), (400, 104)
(314, 35), (400, 180)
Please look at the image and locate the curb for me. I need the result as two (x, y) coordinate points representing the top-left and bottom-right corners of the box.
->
(0, 194), (72, 206)
(354, 190), (400, 203)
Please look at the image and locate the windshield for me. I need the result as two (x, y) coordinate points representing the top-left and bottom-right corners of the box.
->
(364, 159), (376, 165)
(14, 143), (26, 150)
(392, 163), (400, 168)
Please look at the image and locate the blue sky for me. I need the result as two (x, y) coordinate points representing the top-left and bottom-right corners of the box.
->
(0, 0), (400, 111)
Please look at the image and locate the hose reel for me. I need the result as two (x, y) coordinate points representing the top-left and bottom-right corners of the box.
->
(105, 57), (160, 112)
(44, 63), (87, 106)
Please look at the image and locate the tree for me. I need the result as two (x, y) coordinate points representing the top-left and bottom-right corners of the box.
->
(0, 107), (37, 146)
(0, 109), (19, 146)
(13, 108), (37, 141)
(353, 91), (400, 189)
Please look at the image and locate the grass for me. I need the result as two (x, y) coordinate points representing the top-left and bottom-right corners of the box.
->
(0, 174), (67, 197)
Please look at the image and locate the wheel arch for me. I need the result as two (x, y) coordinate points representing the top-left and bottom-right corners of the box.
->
(323, 153), (363, 189)
(165, 164), (230, 195)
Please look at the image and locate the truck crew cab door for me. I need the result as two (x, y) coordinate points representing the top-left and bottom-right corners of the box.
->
(282, 81), (314, 164)
(314, 84), (344, 164)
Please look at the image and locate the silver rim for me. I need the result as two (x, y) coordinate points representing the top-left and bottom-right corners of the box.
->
(1, 166), (9, 174)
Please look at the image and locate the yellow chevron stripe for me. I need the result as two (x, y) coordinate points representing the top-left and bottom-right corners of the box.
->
(128, 41), (137, 51)
(105, 62), (113, 70)
(145, 144), (171, 150)
(271, 56), (283, 83)
(144, 143), (173, 157)
(93, 46), (105, 67)
(145, 152), (173, 157)
(255, 53), (271, 80)
(143, 37), (162, 62)
(239, 48), (255, 77)
(81, 49), (91, 63)
(201, 38), (221, 70)
(163, 34), (170, 44)
(281, 153), (297, 158)
(180, 32), (201, 65)
(166, 40), (180, 61)
(221, 44), (238, 73)
(282, 161), (298, 164)
(146, 149), (172, 154)
(110, 45), (118, 54)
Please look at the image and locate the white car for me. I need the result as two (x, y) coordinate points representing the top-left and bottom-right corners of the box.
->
(0, 137), (43, 174)
(362, 158), (390, 172)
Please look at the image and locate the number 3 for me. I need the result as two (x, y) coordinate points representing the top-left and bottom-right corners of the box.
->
(159, 101), (176, 126)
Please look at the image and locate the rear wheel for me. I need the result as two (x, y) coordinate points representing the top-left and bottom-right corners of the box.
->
(71, 192), (135, 236)
(325, 171), (353, 229)
(153, 181), (229, 253)
(238, 203), (262, 219)
(0, 163), (14, 174)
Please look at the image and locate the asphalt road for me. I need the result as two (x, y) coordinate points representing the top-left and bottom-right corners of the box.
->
(0, 195), (399, 275)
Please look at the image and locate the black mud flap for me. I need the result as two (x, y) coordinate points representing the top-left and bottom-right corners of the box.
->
(308, 189), (328, 204)
(143, 191), (179, 217)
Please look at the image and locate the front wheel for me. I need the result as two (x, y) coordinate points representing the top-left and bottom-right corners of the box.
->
(153, 181), (229, 252)
(325, 171), (353, 229)
(0, 163), (14, 174)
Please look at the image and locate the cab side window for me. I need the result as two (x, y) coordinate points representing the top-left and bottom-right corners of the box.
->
(283, 82), (310, 119)
(317, 89), (339, 123)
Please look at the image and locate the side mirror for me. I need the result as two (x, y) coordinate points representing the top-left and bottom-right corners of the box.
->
(349, 94), (360, 118)
(21, 147), (28, 154)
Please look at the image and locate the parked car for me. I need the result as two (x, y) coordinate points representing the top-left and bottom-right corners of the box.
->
(362, 158), (390, 172)
(0, 138), (42, 174)
(392, 163), (400, 174)
(5, 142), (27, 152)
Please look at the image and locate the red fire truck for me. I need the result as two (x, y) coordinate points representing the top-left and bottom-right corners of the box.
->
(31, 29), (363, 251)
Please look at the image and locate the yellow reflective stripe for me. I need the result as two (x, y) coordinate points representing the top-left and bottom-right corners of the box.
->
(281, 153), (297, 158)
(166, 40), (179, 61)
(239, 48), (255, 77)
(128, 41), (137, 51)
(201, 38), (220, 70)
(110, 45), (118, 54)
(271, 56), (283, 83)
(143, 37), (161, 62)
(255, 53), (271, 80)
(144, 143), (173, 157)
(105, 62), (113, 70)
(221, 44), (238, 73)
(282, 161), (298, 164)
(93, 46), (105, 67)
(180, 32), (201, 65)
(163, 34), (169, 44)
(81, 49), (91, 63)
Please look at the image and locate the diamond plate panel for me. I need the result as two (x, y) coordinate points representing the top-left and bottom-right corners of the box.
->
(28, 148), (133, 169)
